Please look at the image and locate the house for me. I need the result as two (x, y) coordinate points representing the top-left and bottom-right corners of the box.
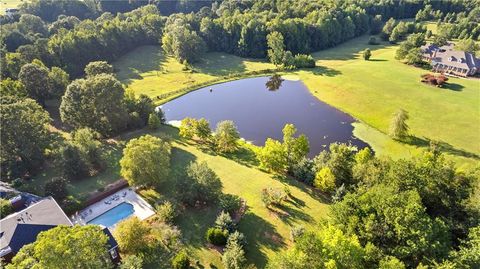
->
(0, 197), (120, 264)
(420, 42), (480, 77)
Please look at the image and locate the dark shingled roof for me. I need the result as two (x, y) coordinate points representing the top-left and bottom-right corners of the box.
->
(102, 227), (118, 250)
(8, 224), (56, 253)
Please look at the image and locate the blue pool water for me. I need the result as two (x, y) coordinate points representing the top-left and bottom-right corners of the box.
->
(88, 202), (134, 228)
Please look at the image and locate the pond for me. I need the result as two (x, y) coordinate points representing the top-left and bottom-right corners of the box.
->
(161, 76), (369, 157)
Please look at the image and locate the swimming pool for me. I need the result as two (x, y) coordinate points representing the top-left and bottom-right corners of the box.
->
(87, 202), (134, 228)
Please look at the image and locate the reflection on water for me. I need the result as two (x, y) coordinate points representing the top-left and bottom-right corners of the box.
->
(265, 74), (284, 91)
(161, 77), (370, 157)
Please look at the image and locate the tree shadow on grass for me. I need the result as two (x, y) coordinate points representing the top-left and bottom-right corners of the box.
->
(270, 203), (314, 225)
(238, 211), (285, 268)
(368, 58), (388, 62)
(403, 136), (480, 159)
(273, 174), (331, 204)
(442, 82), (464, 92)
(311, 66), (342, 77)
(219, 147), (260, 168)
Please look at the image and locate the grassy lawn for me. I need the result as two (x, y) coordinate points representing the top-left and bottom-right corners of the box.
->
(296, 35), (479, 168)
(116, 126), (329, 268)
(113, 38), (479, 169)
(114, 46), (274, 101)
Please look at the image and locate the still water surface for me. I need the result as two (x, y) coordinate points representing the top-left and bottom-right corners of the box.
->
(162, 76), (369, 157)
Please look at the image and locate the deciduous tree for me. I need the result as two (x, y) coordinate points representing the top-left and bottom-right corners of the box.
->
(120, 135), (171, 187)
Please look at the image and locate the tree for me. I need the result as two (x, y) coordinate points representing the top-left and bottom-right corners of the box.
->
(268, 225), (365, 269)
(214, 120), (240, 153)
(84, 61), (114, 77)
(59, 144), (87, 181)
(48, 66), (69, 97)
(8, 225), (112, 269)
(114, 217), (151, 255)
(119, 255), (143, 269)
(215, 211), (235, 232)
(18, 63), (51, 105)
(448, 227), (480, 268)
(282, 124), (309, 171)
(60, 74), (129, 136)
(148, 113), (162, 130)
(0, 199), (13, 218)
(363, 48), (371, 60)
(389, 109), (409, 139)
(455, 38), (480, 54)
(0, 78), (27, 98)
(195, 118), (212, 142)
(120, 135), (171, 187)
(222, 239), (247, 269)
(206, 228), (228, 246)
(257, 138), (286, 173)
(267, 31), (286, 66)
(44, 177), (68, 201)
(185, 161), (222, 204)
(379, 256), (406, 269)
(405, 47), (423, 65)
(71, 127), (102, 168)
(331, 184), (450, 267)
(172, 250), (190, 269)
(1, 98), (51, 179)
(313, 167), (336, 193)
(381, 18), (397, 40)
(179, 117), (197, 139)
(162, 19), (206, 63)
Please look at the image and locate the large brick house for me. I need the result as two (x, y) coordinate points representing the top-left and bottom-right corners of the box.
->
(420, 42), (480, 77)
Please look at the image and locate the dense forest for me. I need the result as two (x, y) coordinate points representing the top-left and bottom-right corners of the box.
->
(1, 0), (479, 268)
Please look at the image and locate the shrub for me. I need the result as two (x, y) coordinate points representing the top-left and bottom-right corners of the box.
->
(227, 231), (246, 248)
(206, 227), (228, 246)
(290, 225), (306, 242)
(155, 201), (177, 224)
(261, 187), (287, 208)
(44, 177), (68, 201)
(119, 255), (143, 269)
(61, 196), (84, 215)
(148, 113), (161, 130)
(139, 188), (162, 206)
(313, 167), (336, 193)
(171, 250), (190, 269)
(0, 199), (13, 218)
(363, 48), (372, 60)
(293, 54), (315, 68)
(290, 157), (315, 185)
(215, 211), (235, 232)
(368, 36), (379, 45)
(219, 194), (242, 216)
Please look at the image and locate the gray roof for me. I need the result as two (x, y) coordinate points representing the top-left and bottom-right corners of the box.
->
(0, 197), (72, 251)
(421, 42), (480, 70)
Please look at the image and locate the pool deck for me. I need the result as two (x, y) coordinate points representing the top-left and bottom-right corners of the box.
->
(71, 188), (155, 229)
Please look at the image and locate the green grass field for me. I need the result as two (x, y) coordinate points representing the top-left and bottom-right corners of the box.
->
(102, 126), (329, 268)
(114, 36), (479, 169)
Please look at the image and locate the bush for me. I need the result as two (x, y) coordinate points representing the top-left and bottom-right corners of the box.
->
(171, 250), (190, 269)
(61, 195), (84, 215)
(0, 199), (13, 218)
(261, 187), (287, 208)
(206, 227), (228, 246)
(368, 36), (379, 45)
(313, 167), (336, 193)
(290, 225), (305, 242)
(215, 211), (235, 232)
(119, 255), (143, 269)
(293, 54), (315, 68)
(155, 201), (177, 224)
(290, 157), (315, 185)
(148, 112), (161, 130)
(44, 177), (68, 201)
(227, 231), (246, 248)
(219, 194), (242, 216)
(139, 188), (162, 206)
